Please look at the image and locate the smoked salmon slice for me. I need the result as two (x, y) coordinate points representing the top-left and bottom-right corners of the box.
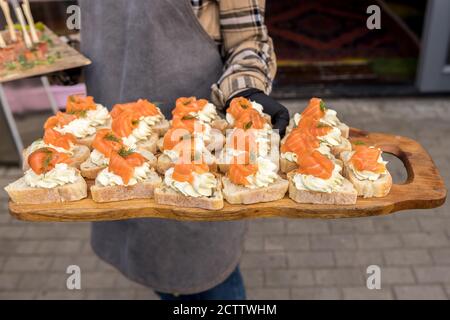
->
(301, 97), (326, 120)
(172, 162), (210, 183)
(111, 99), (160, 119)
(297, 150), (334, 180)
(111, 109), (140, 138)
(171, 116), (205, 134)
(92, 129), (124, 157)
(297, 117), (332, 137)
(109, 149), (146, 184)
(66, 95), (96, 115)
(234, 109), (267, 130)
(229, 160), (258, 186)
(172, 97), (207, 118)
(44, 112), (77, 130)
(281, 128), (320, 156)
(350, 145), (386, 173)
(43, 128), (76, 150)
(163, 128), (192, 151)
(226, 97), (253, 120)
(28, 147), (71, 175)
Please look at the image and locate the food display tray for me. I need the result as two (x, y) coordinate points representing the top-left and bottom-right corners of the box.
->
(8, 128), (447, 222)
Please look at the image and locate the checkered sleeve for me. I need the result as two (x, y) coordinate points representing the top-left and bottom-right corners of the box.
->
(211, 0), (277, 108)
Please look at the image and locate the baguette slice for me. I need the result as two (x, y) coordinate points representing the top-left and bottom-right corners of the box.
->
(280, 157), (298, 174)
(152, 119), (170, 137)
(80, 158), (107, 180)
(91, 170), (162, 202)
(76, 120), (112, 149)
(287, 117), (349, 138)
(156, 153), (217, 175)
(23, 144), (90, 171)
(5, 174), (87, 204)
(76, 134), (96, 149)
(331, 137), (352, 156)
(135, 133), (159, 154)
(287, 172), (357, 205)
(211, 119), (229, 133)
(222, 176), (288, 204)
(343, 166), (392, 198)
(155, 183), (224, 210)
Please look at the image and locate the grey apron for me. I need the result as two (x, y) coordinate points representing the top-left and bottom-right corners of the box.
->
(79, 0), (247, 294)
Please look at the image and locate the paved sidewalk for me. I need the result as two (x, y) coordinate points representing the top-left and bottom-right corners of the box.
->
(0, 97), (449, 300)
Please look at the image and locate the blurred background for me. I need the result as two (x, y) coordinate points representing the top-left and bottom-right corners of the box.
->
(0, 0), (449, 299)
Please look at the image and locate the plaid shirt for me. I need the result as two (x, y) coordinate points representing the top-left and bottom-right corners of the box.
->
(191, 0), (276, 108)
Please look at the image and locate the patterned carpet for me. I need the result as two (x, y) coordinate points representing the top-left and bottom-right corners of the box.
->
(266, 0), (422, 85)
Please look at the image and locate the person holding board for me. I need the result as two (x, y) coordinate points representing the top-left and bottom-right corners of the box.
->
(79, 0), (289, 300)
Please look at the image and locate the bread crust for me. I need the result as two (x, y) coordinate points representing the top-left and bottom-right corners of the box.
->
(80, 159), (106, 180)
(280, 157), (298, 174)
(91, 171), (162, 202)
(286, 117), (349, 138)
(154, 183), (224, 210)
(211, 119), (229, 133)
(152, 119), (170, 137)
(222, 176), (288, 204)
(343, 166), (392, 198)
(5, 174), (87, 204)
(287, 172), (357, 205)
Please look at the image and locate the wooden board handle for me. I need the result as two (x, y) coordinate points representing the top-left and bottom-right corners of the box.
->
(350, 128), (447, 211)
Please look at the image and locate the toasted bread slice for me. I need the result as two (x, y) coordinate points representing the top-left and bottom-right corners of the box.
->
(156, 153), (217, 175)
(76, 134), (96, 149)
(157, 137), (164, 153)
(80, 159), (106, 180)
(23, 144), (90, 171)
(156, 153), (172, 174)
(91, 169), (162, 202)
(342, 166), (392, 198)
(154, 182), (224, 210)
(152, 119), (170, 137)
(287, 118), (349, 138)
(134, 133), (159, 154)
(5, 174), (87, 204)
(75, 120), (112, 149)
(280, 157), (298, 174)
(338, 123), (350, 139)
(287, 172), (357, 205)
(222, 176), (288, 204)
(211, 119), (229, 133)
(331, 137), (352, 157)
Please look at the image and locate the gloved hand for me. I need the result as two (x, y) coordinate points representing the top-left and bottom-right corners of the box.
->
(226, 88), (290, 137)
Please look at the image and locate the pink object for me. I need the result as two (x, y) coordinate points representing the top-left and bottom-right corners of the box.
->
(2, 78), (87, 114)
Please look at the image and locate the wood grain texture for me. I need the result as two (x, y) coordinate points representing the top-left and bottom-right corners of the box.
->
(8, 128), (447, 222)
(0, 26), (91, 83)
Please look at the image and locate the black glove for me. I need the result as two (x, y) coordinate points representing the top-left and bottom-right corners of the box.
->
(226, 88), (290, 137)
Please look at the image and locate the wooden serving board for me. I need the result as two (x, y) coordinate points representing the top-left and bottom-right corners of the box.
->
(0, 26), (91, 83)
(8, 129), (447, 222)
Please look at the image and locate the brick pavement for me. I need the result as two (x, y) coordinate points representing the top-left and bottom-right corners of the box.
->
(0, 97), (449, 300)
